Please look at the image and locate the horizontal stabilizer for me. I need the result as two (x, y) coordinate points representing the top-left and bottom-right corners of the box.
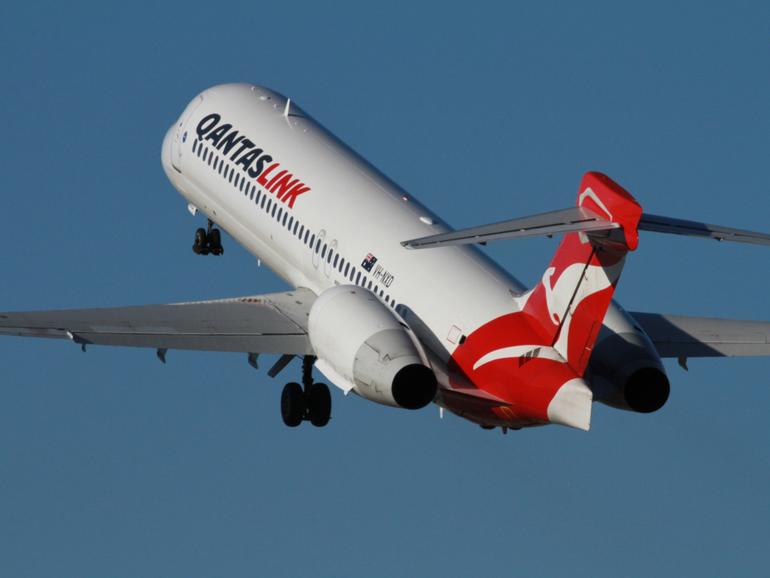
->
(638, 213), (770, 246)
(403, 199), (770, 250)
(631, 312), (770, 358)
(402, 206), (618, 249)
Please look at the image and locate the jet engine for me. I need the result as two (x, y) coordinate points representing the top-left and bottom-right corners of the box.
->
(588, 324), (670, 413)
(308, 285), (437, 409)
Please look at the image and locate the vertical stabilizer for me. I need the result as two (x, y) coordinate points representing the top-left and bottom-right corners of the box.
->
(518, 172), (642, 375)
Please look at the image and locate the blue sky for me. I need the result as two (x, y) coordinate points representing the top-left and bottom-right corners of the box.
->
(1, 1), (769, 576)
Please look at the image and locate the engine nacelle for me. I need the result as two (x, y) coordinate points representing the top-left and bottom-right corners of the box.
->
(588, 306), (670, 413)
(308, 285), (437, 409)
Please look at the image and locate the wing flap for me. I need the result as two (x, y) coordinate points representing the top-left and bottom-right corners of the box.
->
(0, 289), (316, 355)
(630, 312), (770, 358)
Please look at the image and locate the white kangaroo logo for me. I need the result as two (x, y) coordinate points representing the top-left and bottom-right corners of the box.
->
(542, 267), (560, 325)
(578, 187), (613, 221)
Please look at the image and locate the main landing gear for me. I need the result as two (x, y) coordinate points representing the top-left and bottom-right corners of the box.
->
(192, 219), (224, 256)
(281, 356), (331, 428)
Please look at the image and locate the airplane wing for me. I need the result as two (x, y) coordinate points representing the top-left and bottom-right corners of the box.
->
(0, 289), (316, 355)
(629, 312), (770, 358)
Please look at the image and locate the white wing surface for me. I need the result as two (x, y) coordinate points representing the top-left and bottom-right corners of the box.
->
(630, 312), (770, 358)
(0, 289), (316, 355)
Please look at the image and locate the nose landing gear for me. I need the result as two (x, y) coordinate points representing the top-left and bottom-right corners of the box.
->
(192, 219), (224, 256)
(280, 356), (331, 428)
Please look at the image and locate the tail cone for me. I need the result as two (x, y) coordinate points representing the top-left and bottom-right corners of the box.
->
(547, 379), (593, 431)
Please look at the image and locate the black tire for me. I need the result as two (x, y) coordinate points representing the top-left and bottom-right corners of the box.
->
(281, 382), (305, 427)
(209, 228), (223, 256)
(193, 228), (209, 255)
(308, 382), (331, 427)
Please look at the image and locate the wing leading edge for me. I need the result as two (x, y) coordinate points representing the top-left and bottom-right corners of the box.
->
(0, 289), (316, 355)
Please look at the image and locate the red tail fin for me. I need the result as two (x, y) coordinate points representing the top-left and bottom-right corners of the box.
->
(519, 172), (642, 374)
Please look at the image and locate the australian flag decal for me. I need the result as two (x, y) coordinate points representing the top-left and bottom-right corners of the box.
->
(362, 253), (378, 272)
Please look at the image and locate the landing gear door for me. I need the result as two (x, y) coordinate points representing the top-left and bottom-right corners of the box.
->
(171, 95), (203, 172)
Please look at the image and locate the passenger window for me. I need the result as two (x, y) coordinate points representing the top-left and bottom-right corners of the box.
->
(282, 212), (288, 227)
(310, 234), (315, 247)
(334, 255), (339, 268)
(266, 198), (273, 213)
(344, 262), (350, 277)
(356, 272), (361, 285)
(293, 221), (298, 235)
(272, 203), (278, 218)
(315, 238), (321, 253)
(260, 194), (266, 208)
(321, 245), (327, 259)
(277, 208), (283, 221)
(288, 217), (294, 230)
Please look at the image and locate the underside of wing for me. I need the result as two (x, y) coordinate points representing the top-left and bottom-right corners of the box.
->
(630, 312), (770, 358)
(0, 289), (316, 355)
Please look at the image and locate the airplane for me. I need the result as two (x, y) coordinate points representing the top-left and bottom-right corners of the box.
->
(2, 82), (770, 433)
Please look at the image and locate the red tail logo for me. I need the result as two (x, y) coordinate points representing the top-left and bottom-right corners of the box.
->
(448, 172), (642, 429)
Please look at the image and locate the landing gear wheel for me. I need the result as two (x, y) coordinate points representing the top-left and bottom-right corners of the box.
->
(209, 228), (223, 256)
(308, 382), (331, 427)
(192, 227), (209, 255)
(281, 382), (305, 427)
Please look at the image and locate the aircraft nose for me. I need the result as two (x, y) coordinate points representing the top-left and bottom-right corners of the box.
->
(161, 125), (176, 178)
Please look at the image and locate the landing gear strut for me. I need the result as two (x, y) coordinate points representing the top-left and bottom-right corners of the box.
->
(280, 356), (331, 428)
(192, 219), (224, 256)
